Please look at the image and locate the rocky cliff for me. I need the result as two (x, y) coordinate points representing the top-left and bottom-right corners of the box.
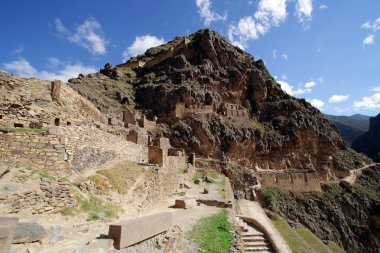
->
(69, 29), (369, 180)
(352, 113), (380, 162)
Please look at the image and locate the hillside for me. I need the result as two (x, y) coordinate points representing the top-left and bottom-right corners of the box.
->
(0, 29), (377, 253)
(70, 29), (369, 179)
(352, 113), (380, 162)
(324, 114), (369, 144)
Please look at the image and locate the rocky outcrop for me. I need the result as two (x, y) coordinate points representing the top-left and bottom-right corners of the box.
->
(67, 29), (368, 180)
(352, 113), (380, 162)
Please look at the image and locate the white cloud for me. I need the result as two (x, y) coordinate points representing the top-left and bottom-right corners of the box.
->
(195, 0), (227, 26)
(361, 17), (380, 46)
(353, 93), (380, 109)
(295, 0), (313, 29)
(254, 0), (287, 26)
(277, 79), (319, 96)
(372, 86), (380, 92)
(307, 98), (325, 109)
(282, 53), (288, 60)
(363, 34), (375, 46)
(55, 18), (69, 36)
(272, 49), (277, 59)
(55, 17), (107, 55)
(2, 58), (96, 82)
(361, 18), (380, 31)
(277, 80), (311, 96)
(2, 58), (37, 77)
(281, 74), (287, 80)
(228, 0), (287, 48)
(329, 94), (349, 103)
(318, 77), (324, 83)
(122, 35), (165, 61)
(319, 4), (328, 10)
(304, 81), (316, 88)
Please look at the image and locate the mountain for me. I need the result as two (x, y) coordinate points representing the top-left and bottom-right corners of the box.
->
(352, 113), (380, 162)
(324, 114), (370, 144)
(350, 114), (371, 121)
(69, 29), (367, 177)
(65, 29), (378, 252)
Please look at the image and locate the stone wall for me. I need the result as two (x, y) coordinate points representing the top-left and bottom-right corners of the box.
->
(0, 178), (75, 215)
(0, 132), (71, 173)
(173, 103), (216, 118)
(144, 38), (190, 69)
(219, 103), (248, 118)
(52, 126), (149, 172)
(256, 171), (321, 192)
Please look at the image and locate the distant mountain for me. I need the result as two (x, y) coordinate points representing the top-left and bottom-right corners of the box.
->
(352, 113), (380, 162)
(350, 114), (371, 121)
(324, 114), (370, 144)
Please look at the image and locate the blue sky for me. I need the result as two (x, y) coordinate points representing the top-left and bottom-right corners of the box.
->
(1, 0), (380, 116)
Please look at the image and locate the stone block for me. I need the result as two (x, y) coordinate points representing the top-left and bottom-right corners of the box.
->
(0, 217), (18, 253)
(108, 212), (172, 249)
(13, 220), (47, 244)
(174, 197), (197, 209)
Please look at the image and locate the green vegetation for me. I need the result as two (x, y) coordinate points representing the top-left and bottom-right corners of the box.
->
(189, 209), (234, 253)
(39, 171), (55, 180)
(192, 170), (205, 182)
(170, 191), (186, 197)
(252, 119), (265, 137)
(95, 160), (147, 194)
(176, 168), (187, 174)
(80, 196), (118, 221)
(12, 127), (49, 133)
(263, 187), (279, 212)
(272, 216), (345, 253)
(87, 174), (109, 189)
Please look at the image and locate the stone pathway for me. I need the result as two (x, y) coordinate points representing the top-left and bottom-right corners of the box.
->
(236, 217), (274, 253)
(237, 200), (291, 253)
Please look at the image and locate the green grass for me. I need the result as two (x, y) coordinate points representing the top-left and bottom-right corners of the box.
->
(272, 216), (345, 253)
(189, 209), (234, 253)
(263, 187), (279, 212)
(176, 168), (187, 174)
(192, 170), (205, 182)
(80, 197), (118, 221)
(12, 127), (49, 133)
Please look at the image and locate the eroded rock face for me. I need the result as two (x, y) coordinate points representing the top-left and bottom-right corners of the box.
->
(352, 113), (380, 162)
(68, 29), (368, 179)
(130, 29), (352, 177)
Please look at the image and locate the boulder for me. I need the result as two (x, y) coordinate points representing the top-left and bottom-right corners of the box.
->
(13, 220), (47, 244)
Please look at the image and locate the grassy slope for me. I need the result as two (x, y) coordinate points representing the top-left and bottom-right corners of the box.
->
(272, 216), (345, 253)
(189, 209), (234, 253)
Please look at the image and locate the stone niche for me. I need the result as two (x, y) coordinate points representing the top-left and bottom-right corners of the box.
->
(148, 146), (164, 166)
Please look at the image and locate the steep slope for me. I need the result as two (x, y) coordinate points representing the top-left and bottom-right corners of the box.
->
(324, 114), (369, 144)
(352, 113), (380, 162)
(265, 165), (380, 253)
(69, 29), (369, 179)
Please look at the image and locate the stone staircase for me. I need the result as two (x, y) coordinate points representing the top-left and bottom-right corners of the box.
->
(236, 217), (275, 253)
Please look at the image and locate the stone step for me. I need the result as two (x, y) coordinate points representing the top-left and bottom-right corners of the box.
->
(242, 246), (273, 252)
(242, 250), (274, 253)
(241, 241), (271, 248)
(242, 231), (264, 237)
(241, 235), (266, 242)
